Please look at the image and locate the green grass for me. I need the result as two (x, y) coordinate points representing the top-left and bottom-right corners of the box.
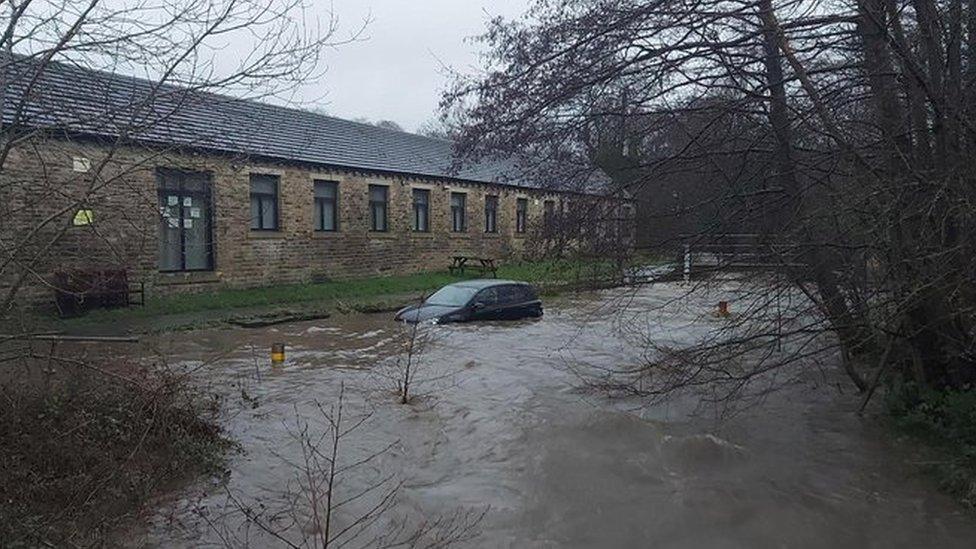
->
(33, 258), (650, 331)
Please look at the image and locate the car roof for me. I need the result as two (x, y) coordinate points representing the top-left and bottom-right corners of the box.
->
(449, 279), (528, 290)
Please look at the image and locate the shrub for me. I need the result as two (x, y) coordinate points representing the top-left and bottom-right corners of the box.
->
(0, 367), (229, 546)
(887, 382), (976, 506)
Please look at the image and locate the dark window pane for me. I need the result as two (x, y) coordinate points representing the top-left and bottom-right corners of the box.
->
(250, 174), (279, 230)
(516, 198), (527, 233)
(413, 188), (429, 205)
(370, 185), (387, 202)
(251, 176), (276, 195)
(451, 192), (466, 232)
(320, 201), (336, 231)
(158, 197), (182, 271)
(314, 180), (338, 231)
(250, 196), (261, 229)
(498, 285), (520, 304)
(184, 195), (211, 270)
(413, 189), (430, 232)
(315, 180), (337, 199)
(261, 196), (276, 229)
(485, 195), (498, 233)
(476, 287), (500, 305)
(369, 185), (388, 231)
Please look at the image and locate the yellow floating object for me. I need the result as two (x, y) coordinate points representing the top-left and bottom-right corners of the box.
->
(271, 342), (285, 364)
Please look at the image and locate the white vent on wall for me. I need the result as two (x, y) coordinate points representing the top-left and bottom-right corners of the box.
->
(72, 157), (91, 173)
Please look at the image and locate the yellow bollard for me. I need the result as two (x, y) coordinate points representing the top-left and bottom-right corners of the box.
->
(271, 342), (285, 365)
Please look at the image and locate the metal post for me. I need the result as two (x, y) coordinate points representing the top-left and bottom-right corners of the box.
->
(683, 243), (691, 283)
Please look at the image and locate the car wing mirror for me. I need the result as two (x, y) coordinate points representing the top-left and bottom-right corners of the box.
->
(472, 301), (486, 310)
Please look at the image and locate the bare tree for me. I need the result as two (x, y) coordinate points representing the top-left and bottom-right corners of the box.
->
(0, 0), (362, 315)
(204, 382), (486, 548)
(373, 298), (444, 405)
(443, 0), (976, 404)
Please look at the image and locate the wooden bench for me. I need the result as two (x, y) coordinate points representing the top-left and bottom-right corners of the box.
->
(448, 256), (498, 278)
(53, 269), (145, 317)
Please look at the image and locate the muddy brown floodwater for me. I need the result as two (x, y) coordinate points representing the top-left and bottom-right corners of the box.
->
(122, 283), (976, 548)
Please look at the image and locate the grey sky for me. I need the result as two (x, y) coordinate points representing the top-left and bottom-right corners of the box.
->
(305, 0), (528, 132)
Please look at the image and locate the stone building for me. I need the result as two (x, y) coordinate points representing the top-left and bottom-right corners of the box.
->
(0, 59), (631, 309)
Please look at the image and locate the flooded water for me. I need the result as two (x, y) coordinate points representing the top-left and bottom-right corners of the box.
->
(122, 283), (976, 548)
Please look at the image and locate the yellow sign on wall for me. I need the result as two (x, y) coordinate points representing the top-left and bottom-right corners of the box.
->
(72, 209), (94, 226)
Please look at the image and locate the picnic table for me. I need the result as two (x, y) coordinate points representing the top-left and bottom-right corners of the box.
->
(448, 255), (498, 278)
(53, 268), (145, 317)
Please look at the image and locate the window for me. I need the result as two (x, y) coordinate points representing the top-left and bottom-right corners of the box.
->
(369, 185), (388, 231)
(250, 174), (279, 230)
(543, 200), (555, 229)
(158, 169), (214, 272)
(314, 180), (338, 231)
(498, 285), (521, 305)
(413, 188), (430, 232)
(515, 198), (528, 233)
(425, 284), (479, 306)
(451, 192), (466, 232)
(475, 286), (501, 306)
(484, 195), (498, 233)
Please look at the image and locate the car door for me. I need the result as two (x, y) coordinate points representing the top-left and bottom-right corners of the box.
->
(515, 284), (542, 317)
(492, 285), (517, 320)
(470, 286), (503, 320)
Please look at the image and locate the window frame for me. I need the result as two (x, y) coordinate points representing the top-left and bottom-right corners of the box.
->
(250, 174), (280, 231)
(412, 188), (430, 232)
(484, 195), (499, 233)
(369, 184), (389, 232)
(313, 180), (339, 232)
(515, 198), (528, 234)
(450, 192), (467, 232)
(157, 168), (215, 273)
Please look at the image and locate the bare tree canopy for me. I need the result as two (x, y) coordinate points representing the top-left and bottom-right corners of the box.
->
(0, 0), (358, 314)
(444, 0), (976, 397)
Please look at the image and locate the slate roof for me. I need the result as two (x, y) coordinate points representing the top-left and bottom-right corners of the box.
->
(0, 56), (539, 188)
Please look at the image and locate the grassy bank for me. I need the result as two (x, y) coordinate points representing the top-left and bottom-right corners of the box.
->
(35, 258), (638, 333)
(887, 385), (976, 507)
(0, 367), (230, 546)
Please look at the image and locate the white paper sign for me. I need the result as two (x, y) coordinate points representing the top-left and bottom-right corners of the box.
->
(167, 195), (178, 206)
(183, 219), (193, 229)
(167, 217), (179, 228)
(183, 197), (192, 207)
(190, 207), (201, 219)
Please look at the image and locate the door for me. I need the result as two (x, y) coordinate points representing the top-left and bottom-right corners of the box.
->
(494, 285), (524, 319)
(470, 286), (504, 321)
(158, 169), (214, 272)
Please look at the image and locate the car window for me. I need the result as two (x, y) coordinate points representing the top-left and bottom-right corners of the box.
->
(498, 285), (523, 304)
(510, 285), (536, 303)
(475, 287), (501, 306)
(426, 285), (479, 306)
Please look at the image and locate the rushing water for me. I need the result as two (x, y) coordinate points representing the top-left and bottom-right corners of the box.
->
(122, 283), (976, 548)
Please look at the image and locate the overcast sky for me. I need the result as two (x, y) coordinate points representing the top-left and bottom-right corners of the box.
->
(303, 0), (529, 132)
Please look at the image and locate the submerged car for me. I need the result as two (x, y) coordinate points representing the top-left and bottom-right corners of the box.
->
(394, 279), (543, 324)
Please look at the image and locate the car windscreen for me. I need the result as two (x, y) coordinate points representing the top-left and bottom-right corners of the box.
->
(425, 285), (480, 307)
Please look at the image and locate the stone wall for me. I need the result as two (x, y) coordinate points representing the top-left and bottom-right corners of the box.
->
(0, 137), (585, 310)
